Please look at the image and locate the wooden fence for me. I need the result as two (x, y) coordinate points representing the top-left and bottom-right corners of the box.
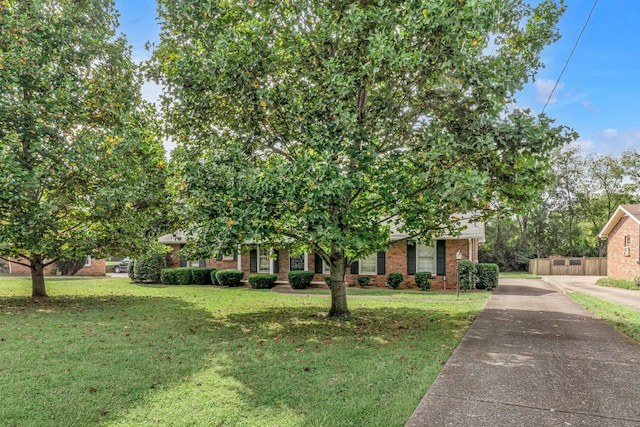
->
(528, 257), (607, 276)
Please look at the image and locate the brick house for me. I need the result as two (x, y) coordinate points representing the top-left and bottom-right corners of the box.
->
(599, 204), (640, 280)
(6, 257), (106, 276)
(159, 222), (484, 290)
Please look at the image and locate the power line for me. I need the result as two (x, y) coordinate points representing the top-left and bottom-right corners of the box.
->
(542, 0), (599, 114)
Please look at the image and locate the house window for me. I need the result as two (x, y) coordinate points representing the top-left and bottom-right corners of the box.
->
(359, 253), (377, 275)
(222, 253), (234, 261)
(323, 261), (331, 275)
(417, 243), (436, 273)
(290, 254), (305, 271)
(624, 235), (631, 256)
(258, 246), (270, 272)
(84, 256), (92, 267)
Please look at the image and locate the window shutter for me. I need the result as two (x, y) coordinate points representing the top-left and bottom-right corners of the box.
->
(407, 242), (416, 275)
(376, 251), (386, 275)
(436, 240), (446, 276)
(272, 250), (279, 273)
(350, 261), (359, 274)
(314, 253), (323, 274)
(199, 259), (206, 268)
(179, 244), (186, 267)
(249, 249), (257, 273)
(233, 251), (237, 261)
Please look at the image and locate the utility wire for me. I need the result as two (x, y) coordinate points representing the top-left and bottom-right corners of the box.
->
(542, 0), (599, 114)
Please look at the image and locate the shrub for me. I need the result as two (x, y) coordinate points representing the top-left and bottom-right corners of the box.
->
(191, 268), (216, 285)
(288, 270), (315, 289)
(357, 276), (371, 287)
(133, 252), (167, 284)
(476, 263), (499, 290)
(415, 271), (432, 291)
(458, 260), (478, 290)
(324, 276), (331, 286)
(635, 276), (640, 290)
(216, 269), (245, 287)
(161, 268), (193, 285)
(128, 259), (136, 281)
(248, 274), (278, 289)
(386, 272), (404, 289)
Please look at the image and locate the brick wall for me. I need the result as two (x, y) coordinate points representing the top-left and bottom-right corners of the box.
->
(8, 257), (105, 276)
(235, 239), (477, 290)
(606, 216), (640, 280)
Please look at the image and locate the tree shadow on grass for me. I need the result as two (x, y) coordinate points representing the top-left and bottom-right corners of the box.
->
(0, 294), (482, 426)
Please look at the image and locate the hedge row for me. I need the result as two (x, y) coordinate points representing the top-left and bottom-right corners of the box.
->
(248, 273), (278, 289)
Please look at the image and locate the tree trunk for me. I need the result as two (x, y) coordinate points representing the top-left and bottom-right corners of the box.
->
(327, 252), (350, 319)
(30, 254), (48, 298)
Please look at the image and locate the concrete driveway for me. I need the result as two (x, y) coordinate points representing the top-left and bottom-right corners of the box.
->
(405, 278), (640, 426)
(542, 275), (640, 310)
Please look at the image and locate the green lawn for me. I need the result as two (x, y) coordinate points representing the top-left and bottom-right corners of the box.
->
(0, 278), (488, 427)
(595, 277), (639, 290)
(568, 293), (640, 343)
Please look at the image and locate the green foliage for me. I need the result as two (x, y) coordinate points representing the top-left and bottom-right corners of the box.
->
(324, 276), (331, 286)
(480, 148), (640, 268)
(215, 269), (245, 287)
(191, 268), (216, 285)
(596, 278), (637, 290)
(0, 0), (169, 297)
(386, 273), (404, 290)
(357, 276), (371, 288)
(476, 263), (499, 290)
(248, 274), (278, 289)
(415, 272), (432, 291)
(151, 0), (571, 317)
(133, 252), (168, 284)
(288, 271), (315, 290)
(458, 260), (478, 290)
(55, 258), (87, 276)
(161, 268), (194, 286)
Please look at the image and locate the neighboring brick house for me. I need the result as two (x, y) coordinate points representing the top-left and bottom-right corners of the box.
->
(599, 204), (640, 280)
(6, 257), (106, 276)
(159, 222), (484, 290)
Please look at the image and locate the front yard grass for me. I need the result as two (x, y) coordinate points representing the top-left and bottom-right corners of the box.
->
(595, 277), (638, 290)
(568, 293), (640, 343)
(0, 278), (488, 427)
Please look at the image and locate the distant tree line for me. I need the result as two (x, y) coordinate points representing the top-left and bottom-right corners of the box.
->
(480, 147), (640, 270)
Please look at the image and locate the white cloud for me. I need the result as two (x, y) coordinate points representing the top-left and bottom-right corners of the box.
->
(141, 81), (162, 106)
(601, 128), (618, 139)
(575, 139), (595, 150)
(535, 79), (564, 104)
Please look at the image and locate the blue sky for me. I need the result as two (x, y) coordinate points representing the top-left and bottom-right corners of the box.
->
(114, 0), (638, 156)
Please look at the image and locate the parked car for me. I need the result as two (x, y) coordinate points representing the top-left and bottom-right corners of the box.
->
(113, 258), (130, 273)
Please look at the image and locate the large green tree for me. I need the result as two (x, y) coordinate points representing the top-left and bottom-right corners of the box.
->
(0, 0), (168, 297)
(151, 0), (573, 317)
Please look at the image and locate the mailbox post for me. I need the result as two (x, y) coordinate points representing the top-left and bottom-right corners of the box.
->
(455, 250), (463, 298)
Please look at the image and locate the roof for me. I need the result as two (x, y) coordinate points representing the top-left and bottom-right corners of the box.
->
(158, 231), (188, 244)
(388, 217), (486, 242)
(599, 204), (640, 238)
